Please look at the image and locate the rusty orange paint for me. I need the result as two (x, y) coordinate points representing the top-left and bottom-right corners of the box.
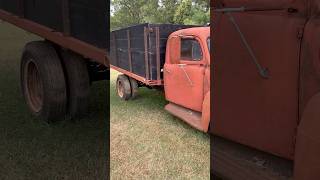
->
(211, 0), (320, 178)
(164, 27), (211, 131)
(211, 0), (306, 159)
(110, 65), (163, 86)
(202, 92), (211, 132)
(294, 92), (320, 180)
(294, 7), (320, 179)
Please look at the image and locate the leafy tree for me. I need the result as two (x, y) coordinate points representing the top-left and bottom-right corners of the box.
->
(111, 0), (209, 30)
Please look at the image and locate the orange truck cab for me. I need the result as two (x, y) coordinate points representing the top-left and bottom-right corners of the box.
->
(110, 24), (210, 132)
(212, 0), (320, 179)
(164, 27), (211, 132)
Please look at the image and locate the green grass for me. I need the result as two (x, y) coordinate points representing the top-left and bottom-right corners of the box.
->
(0, 23), (107, 179)
(110, 70), (210, 179)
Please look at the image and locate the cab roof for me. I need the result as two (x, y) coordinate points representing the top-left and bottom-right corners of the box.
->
(170, 27), (210, 39)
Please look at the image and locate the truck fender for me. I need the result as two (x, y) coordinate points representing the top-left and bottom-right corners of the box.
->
(294, 92), (320, 180)
(201, 92), (210, 132)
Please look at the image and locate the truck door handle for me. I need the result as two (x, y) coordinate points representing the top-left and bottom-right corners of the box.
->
(179, 65), (194, 87)
(164, 68), (171, 74)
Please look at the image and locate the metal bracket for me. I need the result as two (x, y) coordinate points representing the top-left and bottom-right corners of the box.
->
(179, 64), (194, 87)
(226, 12), (269, 79)
(214, 7), (270, 79)
(214, 7), (246, 13)
(214, 6), (285, 13)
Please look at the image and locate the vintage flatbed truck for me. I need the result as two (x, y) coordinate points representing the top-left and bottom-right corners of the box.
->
(110, 24), (211, 132)
(0, 0), (109, 122)
(212, 0), (320, 179)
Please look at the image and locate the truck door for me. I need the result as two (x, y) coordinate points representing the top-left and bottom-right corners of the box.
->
(211, 1), (307, 159)
(164, 36), (206, 112)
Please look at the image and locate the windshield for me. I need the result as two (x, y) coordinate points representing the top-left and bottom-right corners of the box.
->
(207, 37), (210, 51)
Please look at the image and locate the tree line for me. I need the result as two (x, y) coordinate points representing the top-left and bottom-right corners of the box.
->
(111, 0), (210, 30)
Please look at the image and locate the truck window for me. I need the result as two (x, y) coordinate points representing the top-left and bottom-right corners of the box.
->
(181, 39), (202, 61)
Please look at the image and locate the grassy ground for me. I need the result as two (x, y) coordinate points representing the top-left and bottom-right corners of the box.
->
(110, 70), (210, 179)
(0, 23), (108, 179)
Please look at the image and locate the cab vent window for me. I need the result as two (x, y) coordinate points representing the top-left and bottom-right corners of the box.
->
(181, 39), (202, 61)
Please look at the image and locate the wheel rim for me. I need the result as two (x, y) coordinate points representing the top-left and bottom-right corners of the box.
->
(117, 80), (124, 98)
(25, 60), (43, 113)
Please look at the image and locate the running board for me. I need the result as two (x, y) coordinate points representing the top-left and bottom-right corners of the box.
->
(165, 103), (203, 131)
(213, 136), (293, 180)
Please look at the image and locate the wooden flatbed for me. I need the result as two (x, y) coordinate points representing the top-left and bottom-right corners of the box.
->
(110, 23), (196, 86)
(0, 0), (109, 66)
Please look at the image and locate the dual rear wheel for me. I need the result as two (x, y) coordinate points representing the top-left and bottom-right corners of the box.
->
(21, 41), (90, 122)
(116, 74), (138, 101)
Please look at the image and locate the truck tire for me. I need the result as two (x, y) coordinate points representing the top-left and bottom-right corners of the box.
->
(129, 77), (138, 99)
(21, 41), (67, 122)
(60, 50), (90, 119)
(116, 74), (131, 100)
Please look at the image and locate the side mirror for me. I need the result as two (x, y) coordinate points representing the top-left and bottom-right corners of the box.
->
(168, 36), (181, 64)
